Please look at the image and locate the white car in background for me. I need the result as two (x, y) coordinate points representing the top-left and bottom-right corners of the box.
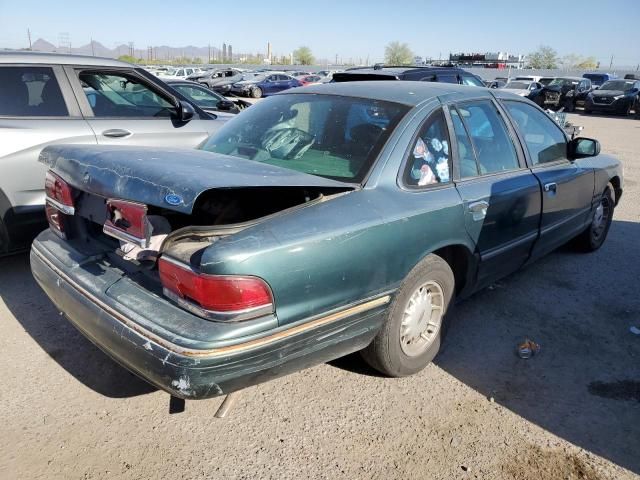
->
(501, 80), (542, 97)
(158, 67), (202, 80)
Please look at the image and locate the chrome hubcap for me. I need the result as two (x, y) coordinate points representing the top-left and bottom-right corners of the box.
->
(592, 196), (610, 240)
(400, 281), (444, 356)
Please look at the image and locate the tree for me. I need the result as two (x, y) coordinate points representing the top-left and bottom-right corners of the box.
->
(384, 41), (413, 65)
(576, 56), (598, 69)
(560, 53), (582, 69)
(527, 45), (558, 69)
(293, 46), (314, 65)
(117, 54), (137, 64)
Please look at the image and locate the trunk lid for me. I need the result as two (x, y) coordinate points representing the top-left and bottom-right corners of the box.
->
(39, 144), (352, 214)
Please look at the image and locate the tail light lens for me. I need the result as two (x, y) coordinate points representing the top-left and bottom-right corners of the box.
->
(158, 256), (274, 321)
(45, 170), (75, 215)
(45, 170), (75, 237)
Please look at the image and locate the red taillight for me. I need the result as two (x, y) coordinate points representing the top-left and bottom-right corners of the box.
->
(103, 199), (150, 246)
(45, 170), (75, 215)
(158, 257), (274, 320)
(45, 204), (66, 237)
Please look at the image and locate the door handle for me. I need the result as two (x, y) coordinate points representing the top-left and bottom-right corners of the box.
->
(468, 200), (489, 221)
(544, 182), (557, 193)
(102, 129), (132, 138)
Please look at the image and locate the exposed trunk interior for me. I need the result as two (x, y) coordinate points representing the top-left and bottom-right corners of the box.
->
(69, 185), (353, 266)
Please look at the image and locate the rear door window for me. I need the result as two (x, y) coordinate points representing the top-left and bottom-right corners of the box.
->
(436, 74), (458, 84)
(454, 101), (520, 175)
(0, 66), (68, 117)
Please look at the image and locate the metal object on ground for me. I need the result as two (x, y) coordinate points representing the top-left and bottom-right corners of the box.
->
(214, 391), (240, 418)
(169, 395), (186, 414)
(517, 339), (541, 359)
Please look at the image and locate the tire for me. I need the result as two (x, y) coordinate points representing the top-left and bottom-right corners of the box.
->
(0, 218), (8, 255)
(361, 254), (455, 377)
(573, 183), (615, 252)
(251, 87), (262, 99)
(564, 99), (575, 113)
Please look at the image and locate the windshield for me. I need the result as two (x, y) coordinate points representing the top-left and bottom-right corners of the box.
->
(505, 81), (529, 90)
(461, 75), (484, 87)
(200, 93), (409, 182)
(600, 80), (635, 91)
(549, 78), (578, 87)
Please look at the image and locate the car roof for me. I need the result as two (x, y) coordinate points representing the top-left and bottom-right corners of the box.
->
(0, 50), (133, 67)
(342, 66), (468, 76)
(288, 80), (497, 106)
(163, 79), (203, 86)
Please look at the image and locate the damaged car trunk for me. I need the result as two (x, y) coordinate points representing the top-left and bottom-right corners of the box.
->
(39, 144), (354, 265)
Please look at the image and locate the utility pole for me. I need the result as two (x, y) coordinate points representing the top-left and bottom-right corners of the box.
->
(609, 55), (614, 69)
(27, 28), (32, 50)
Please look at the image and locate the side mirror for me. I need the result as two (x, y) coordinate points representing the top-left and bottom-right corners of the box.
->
(216, 100), (235, 111)
(176, 101), (195, 122)
(569, 137), (600, 159)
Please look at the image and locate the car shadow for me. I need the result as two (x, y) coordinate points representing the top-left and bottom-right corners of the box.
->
(431, 218), (640, 473)
(329, 216), (640, 473)
(0, 251), (155, 398)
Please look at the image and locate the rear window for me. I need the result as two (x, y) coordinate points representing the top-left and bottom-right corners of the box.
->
(201, 93), (409, 182)
(0, 66), (68, 117)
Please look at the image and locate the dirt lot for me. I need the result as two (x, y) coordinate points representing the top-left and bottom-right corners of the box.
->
(1, 113), (639, 480)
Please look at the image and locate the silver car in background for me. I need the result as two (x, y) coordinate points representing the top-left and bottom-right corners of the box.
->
(0, 52), (223, 255)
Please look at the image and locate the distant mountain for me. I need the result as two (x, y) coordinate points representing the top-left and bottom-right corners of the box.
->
(31, 38), (57, 51)
(29, 37), (228, 62)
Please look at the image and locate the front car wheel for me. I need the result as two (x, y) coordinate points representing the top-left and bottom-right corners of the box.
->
(573, 183), (615, 252)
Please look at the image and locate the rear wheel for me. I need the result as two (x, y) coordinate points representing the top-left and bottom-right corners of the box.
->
(0, 218), (8, 255)
(251, 87), (262, 99)
(573, 183), (614, 252)
(361, 254), (455, 377)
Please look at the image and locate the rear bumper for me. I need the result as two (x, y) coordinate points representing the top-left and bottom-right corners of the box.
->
(30, 232), (388, 399)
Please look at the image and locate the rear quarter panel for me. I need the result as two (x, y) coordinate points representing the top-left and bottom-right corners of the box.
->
(198, 185), (469, 326)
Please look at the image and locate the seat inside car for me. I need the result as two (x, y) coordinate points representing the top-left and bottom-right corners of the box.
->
(0, 72), (29, 115)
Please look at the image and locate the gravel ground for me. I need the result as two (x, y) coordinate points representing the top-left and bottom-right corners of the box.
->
(1, 113), (639, 480)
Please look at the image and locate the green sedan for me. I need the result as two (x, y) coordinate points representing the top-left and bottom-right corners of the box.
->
(31, 81), (623, 400)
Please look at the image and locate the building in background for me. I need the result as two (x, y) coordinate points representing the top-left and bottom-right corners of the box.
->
(449, 52), (525, 69)
(228, 44), (233, 62)
(222, 43), (227, 62)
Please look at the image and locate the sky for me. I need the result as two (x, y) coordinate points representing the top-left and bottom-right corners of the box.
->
(1, 0), (639, 66)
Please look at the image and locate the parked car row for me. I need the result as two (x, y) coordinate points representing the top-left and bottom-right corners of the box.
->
(488, 72), (640, 117)
(0, 50), (626, 405)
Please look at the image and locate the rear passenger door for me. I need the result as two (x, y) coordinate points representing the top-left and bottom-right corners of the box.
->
(0, 65), (95, 222)
(65, 67), (214, 148)
(501, 100), (594, 260)
(447, 99), (541, 287)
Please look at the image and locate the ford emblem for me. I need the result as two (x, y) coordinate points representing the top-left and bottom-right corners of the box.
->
(164, 194), (183, 206)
